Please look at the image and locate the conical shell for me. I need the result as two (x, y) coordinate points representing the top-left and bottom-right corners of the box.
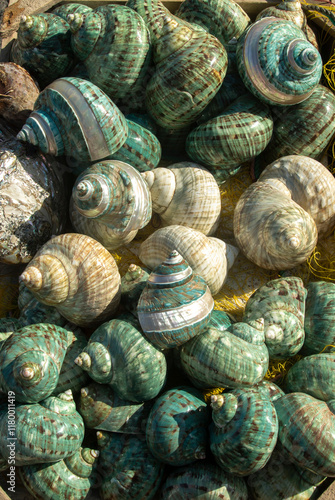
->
(19, 233), (121, 327)
(139, 225), (239, 295)
(256, 0), (306, 29)
(52, 3), (93, 20)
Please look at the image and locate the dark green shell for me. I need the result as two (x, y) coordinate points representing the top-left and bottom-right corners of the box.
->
(52, 3), (93, 21)
(121, 264), (150, 317)
(304, 281), (335, 354)
(97, 431), (164, 500)
(18, 284), (67, 328)
(146, 386), (210, 466)
(160, 462), (248, 499)
(252, 380), (285, 403)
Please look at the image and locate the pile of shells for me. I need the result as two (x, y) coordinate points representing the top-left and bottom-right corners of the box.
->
(1, 0), (335, 498)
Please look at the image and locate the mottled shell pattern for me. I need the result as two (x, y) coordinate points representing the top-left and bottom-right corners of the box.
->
(70, 160), (152, 251)
(121, 264), (150, 317)
(236, 17), (322, 106)
(139, 225), (239, 295)
(138, 250), (214, 349)
(19, 233), (121, 327)
(146, 386), (210, 465)
(304, 281), (335, 354)
(256, 0), (306, 29)
(234, 155), (335, 270)
(52, 3), (93, 20)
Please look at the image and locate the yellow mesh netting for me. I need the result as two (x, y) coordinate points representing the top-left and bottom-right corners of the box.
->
(264, 354), (303, 386)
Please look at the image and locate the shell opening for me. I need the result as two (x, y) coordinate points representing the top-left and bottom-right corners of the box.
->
(19, 267), (43, 291)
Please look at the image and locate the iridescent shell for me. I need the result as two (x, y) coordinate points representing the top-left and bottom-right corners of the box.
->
(79, 383), (151, 434)
(142, 163), (221, 235)
(19, 447), (99, 500)
(243, 277), (306, 359)
(138, 251), (214, 349)
(234, 155), (335, 270)
(75, 318), (167, 402)
(139, 225), (239, 296)
(52, 3), (93, 21)
(146, 386), (209, 465)
(256, 0), (306, 29)
(0, 390), (84, 466)
(10, 14), (74, 88)
(121, 264), (150, 317)
(97, 430), (164, 500)
(19, 233), (121, 327)
(160, 463), (248, 499)
(186, 93), (273, 184)
(16, 77), (128, 164)
(70, 160), (152, 251)
(274, 393), (335, 476)
(210, 387), (278, 476)
(304, 281), (335, 354)
(0, 323), (71, 403)
(179, 318), (269, 389)
(236, 18), (322, 106)
(175, 0), (250, 44)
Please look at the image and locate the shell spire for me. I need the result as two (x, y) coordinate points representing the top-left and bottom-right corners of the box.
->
(17, 14), (48, 48)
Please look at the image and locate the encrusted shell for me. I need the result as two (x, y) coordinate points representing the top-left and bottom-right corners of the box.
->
(19, 233), (121, 327)
(304, 281), (335, 354)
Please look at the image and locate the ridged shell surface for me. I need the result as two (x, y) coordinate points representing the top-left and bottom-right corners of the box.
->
(146, 386), (209, 465)
(19, 233), (121, 327)
(256, 0), (306, 29)
(304, 281), (335, 354)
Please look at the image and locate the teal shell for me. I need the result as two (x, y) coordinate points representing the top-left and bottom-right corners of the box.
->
(179, 319), (269, 389)
(75, 319), (167, 402)
(185, 93), (273, 184)
(252, 380), (285, 403)
(97, 431), (165, 500)
(138, 251), (214, 349)
(0, 323), (71, 403)
(274, 393), (335, 476)
(175, 0), (250, 44)
(17, 77), (128, 164)
(243, 277), (306, 359)
(52, 3), (93, 20)
(0, 391), (84, 465)
(19, 447), (99, 500)
(145, 386), (210, 465)
(10, 14), (74, 88)
(236, 17), (322, 106)
(210, 387), (278, 476)
(160, 462), (248, 499)
(208, 309), (235, 331)
(125, 113), (158, 135)
(285, 352), (335, 401)
(121, 264), (150, 317)
(304, 281), (335, 354)
(18, 284), (67, 328)
(69, 5), (151, 106)
(79, 382), (151, 434)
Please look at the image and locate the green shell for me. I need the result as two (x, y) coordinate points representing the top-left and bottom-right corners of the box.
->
(18, 284), (67, 328)
(180, 319), (269, 389)
(304, 281), (335, 354)
(0, 391), (84, 466)
(208, 309), (235, 331)
(274, 393), (335, 476)
(19, 447), (99, 500)
(121, 264), (150, 317)
(243, 277), (306, 359)
(251, 380), (285, 403)
(75, 319), (167, 402)
(52, 3), (93, 21)
(97, 430), (165, 500)
(146, 386), (210, 465)
(160, 462), (248, 499)
(0, 323), (71, 403)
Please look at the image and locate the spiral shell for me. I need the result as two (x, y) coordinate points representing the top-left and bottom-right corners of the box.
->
(236, 17), (322, 106)
(19, 233), (121, 327)
(121, 264), (150, 317)
(139, 225), (239, 296)
(52, 3), (93, 20)
(142, 163), (221, 234)
(256, 0), (306, 29)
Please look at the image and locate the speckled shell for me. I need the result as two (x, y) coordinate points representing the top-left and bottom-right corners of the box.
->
(304, 281), (335, 354)
(97, 430), (164, 500)
(256, 0), (306, 29)
(52, 3), (93, 21)
(0, 323), (71, 403)
(70, 160), (152, 251)
(233, 155), (335, 270)
(138, 251), (214, 349)
(186, 93), (273, 183)
(146, 386), (209, 465)
(142, 163), (221, 235)
(179, 319), (269, 389)
(75, 319), (167, 403)
(0, 390), (84, 466)
(19, 233), (121, 327)
(139, 225), (239, 296)
(79, 382), (151, 434)
(176, 0), (250, 44)
(10, 14), (74, 88)
(19, 447), (99, 500)
(243, 277), (306, 359)
(236, 17), (322, 106)
(274, 393), (335, 476)
(68, 5), (151, 106)
(210, 387), (278, 476)
(16, 77), (128, 164)
(121, 264), (150, 317)
(0, 139), (66, 265)
(160, 462), (248, 499)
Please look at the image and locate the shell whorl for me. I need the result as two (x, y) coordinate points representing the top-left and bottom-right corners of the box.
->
(18, 14), (48, 48)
